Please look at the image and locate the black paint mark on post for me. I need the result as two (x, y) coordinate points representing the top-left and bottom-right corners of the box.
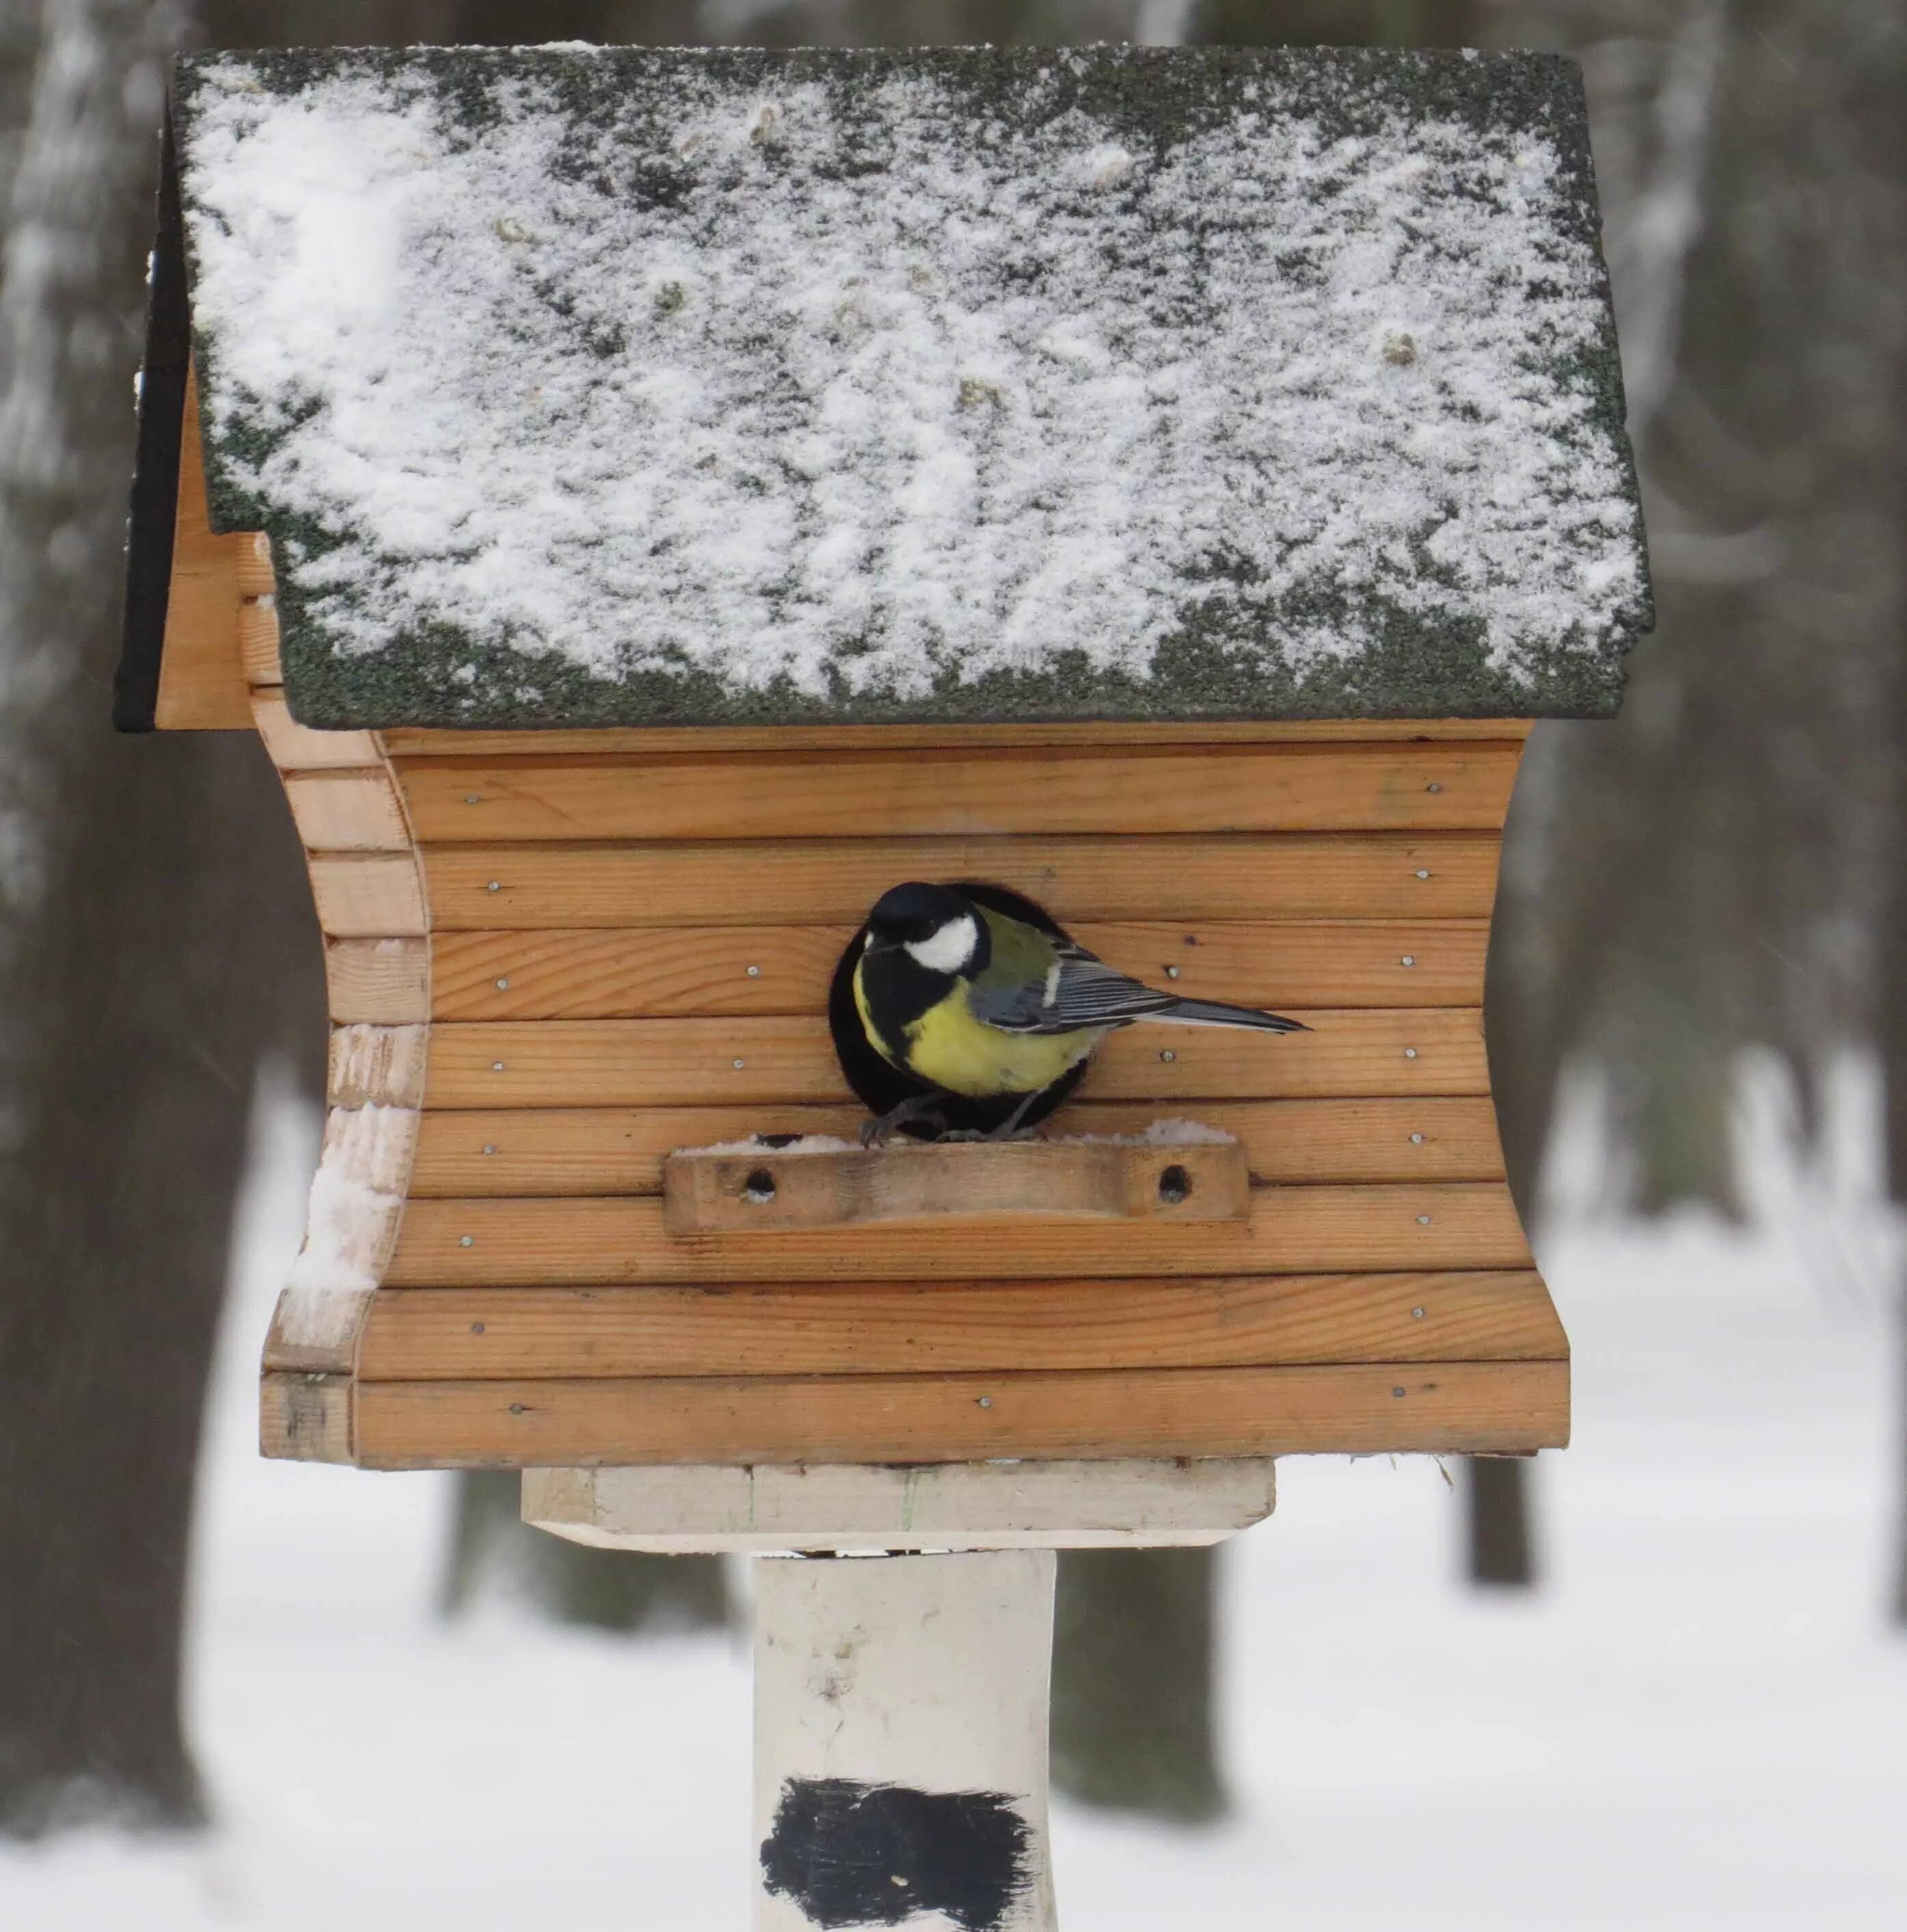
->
(761, 1777), (1032, 1931)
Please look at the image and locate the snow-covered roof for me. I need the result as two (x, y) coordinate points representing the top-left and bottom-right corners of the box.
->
(166, 43), (1651, 729)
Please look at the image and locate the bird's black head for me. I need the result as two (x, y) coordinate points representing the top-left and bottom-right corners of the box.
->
(863, 881), (988, 977)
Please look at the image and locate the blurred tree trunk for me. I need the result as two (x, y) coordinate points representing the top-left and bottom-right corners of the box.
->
(1050, 1546), (1226, 1824)
(1465, 1460), (1537, 1588)
(443, 1472), (732, 1631)
(1884, 424), (1907, 1632)
(0, 0), (325, 1836)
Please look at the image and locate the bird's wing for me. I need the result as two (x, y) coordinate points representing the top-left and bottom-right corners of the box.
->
(969, 948), (1178, 1036)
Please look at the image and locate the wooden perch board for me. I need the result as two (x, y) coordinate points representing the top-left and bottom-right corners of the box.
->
(662, 1133), (1251, 1235)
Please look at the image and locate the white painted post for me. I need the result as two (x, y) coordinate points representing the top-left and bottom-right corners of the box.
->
(753, 1550), (1058, 1932)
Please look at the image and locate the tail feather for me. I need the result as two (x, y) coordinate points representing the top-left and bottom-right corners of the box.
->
(1143, 999), (1309, 1034)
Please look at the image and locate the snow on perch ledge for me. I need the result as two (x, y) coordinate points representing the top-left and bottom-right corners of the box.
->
(662, 1123), (1251, 1235)
(164, 42), (1651, 732)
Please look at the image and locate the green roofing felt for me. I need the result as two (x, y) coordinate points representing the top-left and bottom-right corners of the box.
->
(172, 42), (1651, 729)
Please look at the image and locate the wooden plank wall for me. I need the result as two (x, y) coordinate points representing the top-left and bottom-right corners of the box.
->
(193, 391), (1563, 1464)
(364, 723), (1560, 1467)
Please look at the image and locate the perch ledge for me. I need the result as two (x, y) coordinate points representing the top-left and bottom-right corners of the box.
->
(662, 1123), (1250, 1237)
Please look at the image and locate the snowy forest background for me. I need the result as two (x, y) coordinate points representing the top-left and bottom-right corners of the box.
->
(3, 1), (1905, 1926)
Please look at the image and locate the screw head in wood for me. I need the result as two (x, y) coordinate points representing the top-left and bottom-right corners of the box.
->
(487, 880), (501, 891)
(1426, 781), (1442, 793)
(495, 977), (510, 990)
(1165, 965), (1180, 978)
(977, 1396), (993, 1409)
(733, 1058), (746, 1070)
(509, 1403), (525, 1415)
(1401, 954), (1416, 967)
(1411, 1306), (1426, 1319)
(491, 1061), (505, 1072)
(1409, 1131), (1424, 1144)
(460, 1234), (474, 1247)
(746, 965), (761, 976)
(1416, 1214), (1431, 1226)
(1392, 1386), (1407, 1398)
(465, 794), (480, 805)
(1414, 868), (1431, 880)
(482, 1144), (497, 1155)
(1159, 1049), (1177, 1062)
(470, 1321), (485, 1334)
(1404, 1047), (1418, 1060)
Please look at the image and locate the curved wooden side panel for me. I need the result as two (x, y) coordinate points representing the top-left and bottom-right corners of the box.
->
(239, 588), (430, 1460)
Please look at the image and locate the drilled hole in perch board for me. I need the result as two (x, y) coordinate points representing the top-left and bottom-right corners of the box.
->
(1158, 1164), (1192, 1205)
(742, 1168), (778, 1205)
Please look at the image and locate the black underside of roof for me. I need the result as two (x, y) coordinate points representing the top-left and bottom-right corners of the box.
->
(114, 112), (189, 734)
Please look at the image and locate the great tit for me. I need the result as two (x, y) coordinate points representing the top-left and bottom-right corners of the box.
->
(829, 880), (1308, 1143)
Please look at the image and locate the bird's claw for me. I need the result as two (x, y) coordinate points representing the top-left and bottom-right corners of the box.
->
(860, 1097), (946, 1148)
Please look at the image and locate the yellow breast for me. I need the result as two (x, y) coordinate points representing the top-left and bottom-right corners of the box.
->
(903, 985), (1100, 1099)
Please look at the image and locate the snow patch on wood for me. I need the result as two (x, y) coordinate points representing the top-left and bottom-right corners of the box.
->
(327, 1022), (427, 1108)
(275, 1102), (417, 1350)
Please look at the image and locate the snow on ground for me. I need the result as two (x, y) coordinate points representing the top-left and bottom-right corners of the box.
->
(5, 1064), (1907, 1929)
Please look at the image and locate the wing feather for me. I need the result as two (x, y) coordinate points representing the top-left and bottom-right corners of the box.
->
(969, 953), (1176, 1034)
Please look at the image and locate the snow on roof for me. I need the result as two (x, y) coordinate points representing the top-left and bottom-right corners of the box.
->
(171, 44), (1651, 728)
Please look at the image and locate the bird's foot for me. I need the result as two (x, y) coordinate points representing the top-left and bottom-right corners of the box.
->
(859, 1096), (945, 1148)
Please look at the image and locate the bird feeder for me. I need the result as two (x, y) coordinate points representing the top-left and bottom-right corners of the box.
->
(122, 43), (1649, 1930)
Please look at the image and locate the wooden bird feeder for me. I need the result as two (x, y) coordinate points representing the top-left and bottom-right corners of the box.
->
(122, 43), (1650, 1930)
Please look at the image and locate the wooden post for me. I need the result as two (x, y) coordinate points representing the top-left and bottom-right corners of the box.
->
(754, 1550), (1058, 1932)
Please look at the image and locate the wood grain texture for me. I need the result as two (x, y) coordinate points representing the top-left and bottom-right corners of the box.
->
(422, 1009), (1487, 1109)
(522, 1458), (1278, 1553)
(397, 743), (1521, 842)
(153, 366), (254, 731)
(358, 1270), (1563, 1380)
(239, 595), (283, 686)
(251, 690), (383, 771)
(386, 1183), (1532, 1285)
(260, 1372), (353, 1463)
(328, 1024), (429, 1109)
(351, 1360), (1571, 1467)
(662, 1136), (1252, 1234)
(326, 937), (433, 1023)
(422, 834), (1504, 929)
(383, 719), (1534, 757)
(262, 1288), (371, 1376)
(309, 855), (429, 939)
(234, 529), (275, 598)
(409, 1097), (1510, 1196)
(428, 920), (1490, 1020)
(285, 769), (413, 853)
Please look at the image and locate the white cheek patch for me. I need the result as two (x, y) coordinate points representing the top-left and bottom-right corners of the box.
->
(904, 915), (980, 976)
